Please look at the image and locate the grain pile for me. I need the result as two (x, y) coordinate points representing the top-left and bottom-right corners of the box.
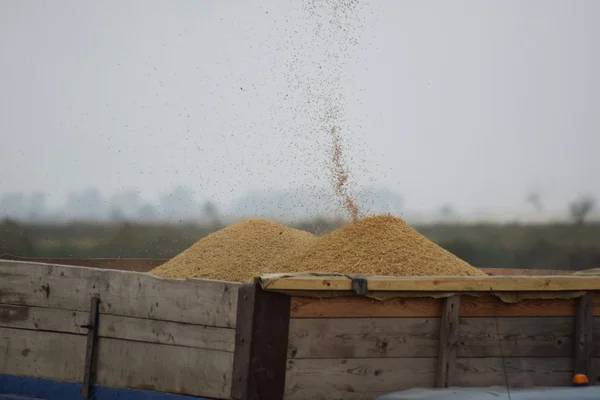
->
(150, 219), (318, 282)
(270, 215), (486, 277)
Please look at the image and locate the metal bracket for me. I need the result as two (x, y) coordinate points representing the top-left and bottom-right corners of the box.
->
(351, 276), (368, 297)
(81, 296), (100, 399)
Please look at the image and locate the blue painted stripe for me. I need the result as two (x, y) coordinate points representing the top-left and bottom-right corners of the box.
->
(0, 374), (215, 400)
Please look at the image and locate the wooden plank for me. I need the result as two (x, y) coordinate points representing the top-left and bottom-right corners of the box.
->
(95, 337), (233, 399)
(0, 326), (234, 399)
(596, 318), (600, 357)
(288, 318), (440, 359)
(288, 316), (579, 360)
(458, 317), (574, 357)
(285, 358), (437, 400)
(454, 357), (574, 388)
(0, 303), (235, 352)
(460, 295), (579, 317)
(261, 274), (600, 292)
(574, 292), (594, 376)
(231, 284), (254, 400)
(231, 282), (291, 400)
(81, 296), (100, 398)
(290, 295), (584, 318)
(481, 268), (573, 276)
(291, 296), (442, 318)
(0, 260), (239, 328)
(0, 327), (84, 382)
(0, 255), (165, 272)
(436, 295), (459, 388)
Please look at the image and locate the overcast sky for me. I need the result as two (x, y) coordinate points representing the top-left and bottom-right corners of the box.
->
(1, 0), (598, 218)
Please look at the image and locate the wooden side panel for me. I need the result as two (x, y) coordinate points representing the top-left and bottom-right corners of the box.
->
(0, 304), (235, 352)
(0, 327), (84, 382)
(95, 337), (233, 399)
(574, 292), (595, 376)
(0, 326), (234, 399)
(454, 357), (574, 387)
(284, 315), (597, 400)
(284, 357), (580, 400)
(595, 317), (600, 356)
(232, 283), (291, 400)
(285, 358), (437, 400)
(287, 316), (585, 359)
(290, 294), (590, 318)
(267, 275), (600, 292)
(460, 295), (578, 317)
(288, 318), (440, 359)
(0, 260), (239, 328)
(0, 255), (166, 272)
(437, 296), (460, 387)
(458, 317), (575, 357)
(291, 296), (442, 318)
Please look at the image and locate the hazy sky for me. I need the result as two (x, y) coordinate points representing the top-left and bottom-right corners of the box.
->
(1, 0), (598, 216)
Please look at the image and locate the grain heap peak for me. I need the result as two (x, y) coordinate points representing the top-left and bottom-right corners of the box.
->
(151, 215), (485, 282)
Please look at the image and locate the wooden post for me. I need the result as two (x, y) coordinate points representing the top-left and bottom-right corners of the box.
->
(437, 295), (460, 388)
(231, 280), (291, 400)
(574, 292), (594, 377)
(81, 295), (100, 398)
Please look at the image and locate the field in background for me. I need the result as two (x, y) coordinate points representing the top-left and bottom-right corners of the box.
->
(1, 218), (599, 271)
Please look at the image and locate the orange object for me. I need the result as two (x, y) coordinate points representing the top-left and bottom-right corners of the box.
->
(573, 374), (589, 385)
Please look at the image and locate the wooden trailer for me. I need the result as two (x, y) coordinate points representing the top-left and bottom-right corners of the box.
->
(0, 259), (598, 400)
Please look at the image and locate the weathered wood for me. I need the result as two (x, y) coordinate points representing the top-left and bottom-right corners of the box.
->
(454, 357), (574, 387)
(481, 268), (573, 276)
(287, 316), (582, 359)
(0, 260), (239, 328)
(460, 295), (579, 317)
(436, 295), (460, 388)
(596, 318), (600, 357)
(262, 274), (600, 292)
(291, 295), (583, 319)
(288, 317), (440, 359)
(0, 326), (234, 399)
(232, 282), (291, 400)
(0, 327), (84, 382)
(232, 284), (255, 400)
(0, 303), (235, 352)
(286, 357), (579, 395)
(458, 317), (574, 357)
(81, 296), (99, 398)
(285, 358), (437, 400)
(291, 296), (442, 318)
(0, 254), (165, 272)
(574, 292), (594, 376)
(95, 337), (233, 399)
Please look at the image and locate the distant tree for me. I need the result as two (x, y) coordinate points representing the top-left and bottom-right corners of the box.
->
(66, 188), (106, 220)
(202, 201), (222, 227)
(439, 204), (457, 220)
(569, 196), (596, 225)
(159, 186), (198, 219)
(0, 192), (27, 220)
(137, 204), (157, 220)
(526, 192), (543, 212)
(109, 207), (125, 221)
(109, 189), (143, 219)
(28, 191), (47, 220)
(0, 218), (34, 255)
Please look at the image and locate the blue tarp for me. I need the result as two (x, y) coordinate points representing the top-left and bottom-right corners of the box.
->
(0, 375), (213, 400)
